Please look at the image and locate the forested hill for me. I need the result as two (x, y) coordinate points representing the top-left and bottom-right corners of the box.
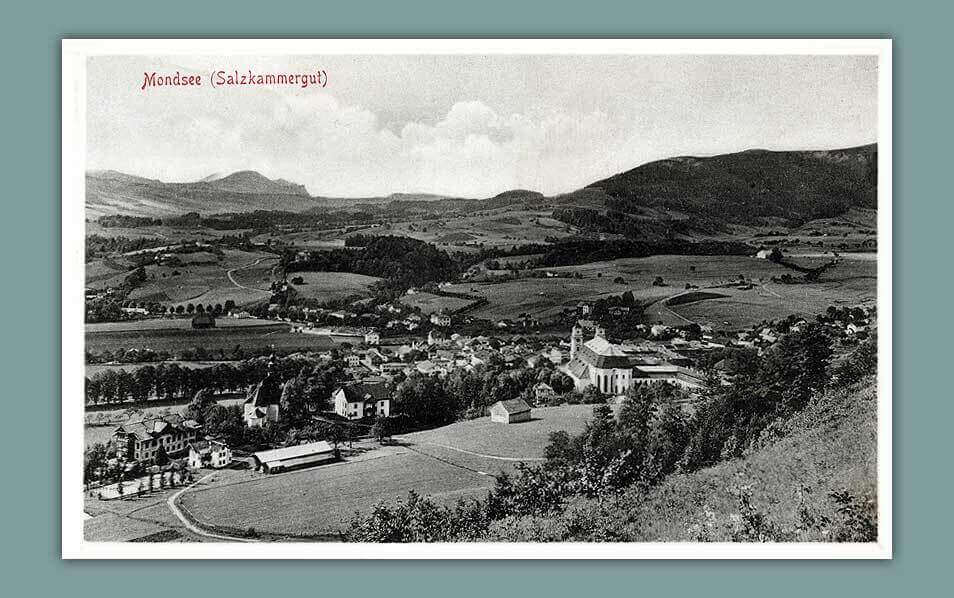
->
(554, 144), (877, 232)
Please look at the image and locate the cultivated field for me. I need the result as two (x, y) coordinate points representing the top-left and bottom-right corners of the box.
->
(445, 253), (875, 328)
(85, 323), (335, 355)
(86, 317), (278, 333)
(177, 405), (599, 536)
(87, 249), (279, 309)
(399, 291), (478, 315)
(667, 256), (876, 330)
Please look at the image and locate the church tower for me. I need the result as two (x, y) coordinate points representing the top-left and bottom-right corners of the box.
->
(570, 326), (583, 359)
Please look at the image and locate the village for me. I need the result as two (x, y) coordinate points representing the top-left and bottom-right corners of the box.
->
(83, 279), (876, 543)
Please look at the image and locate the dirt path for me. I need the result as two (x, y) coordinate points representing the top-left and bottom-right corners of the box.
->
(644, 290), (698, 326)
(167, 473), (259, 542)
(226, 256), (275, 292)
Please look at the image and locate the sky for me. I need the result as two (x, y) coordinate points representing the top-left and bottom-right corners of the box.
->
(86, 54), (879, 198)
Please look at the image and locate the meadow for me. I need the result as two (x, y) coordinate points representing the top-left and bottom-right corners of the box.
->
(177, 406), (598, 536)
(398, 291), (478, 315)
(285, 271), (382, 301)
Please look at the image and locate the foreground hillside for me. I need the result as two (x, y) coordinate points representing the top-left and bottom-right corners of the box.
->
(488, 379), (878, 542)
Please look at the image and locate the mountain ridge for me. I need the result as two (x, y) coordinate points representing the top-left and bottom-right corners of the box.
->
(86, 143), (877, 227)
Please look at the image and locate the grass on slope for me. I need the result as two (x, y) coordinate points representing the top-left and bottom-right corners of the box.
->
(488, 379), (878, 542)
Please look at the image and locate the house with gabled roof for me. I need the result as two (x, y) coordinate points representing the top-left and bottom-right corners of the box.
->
(490, 399), (532, 424)
(332, 380), (391, 420)
(188, 439), (232, 469)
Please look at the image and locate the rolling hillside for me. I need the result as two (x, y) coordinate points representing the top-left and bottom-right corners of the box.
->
(553, 144), (877, 234)
(85, 170), (320, 218)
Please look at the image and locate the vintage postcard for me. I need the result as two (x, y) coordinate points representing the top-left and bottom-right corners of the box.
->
(62, 39), (892, 559)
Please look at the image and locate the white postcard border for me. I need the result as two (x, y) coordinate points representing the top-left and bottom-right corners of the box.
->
(62, 37), (892, 560)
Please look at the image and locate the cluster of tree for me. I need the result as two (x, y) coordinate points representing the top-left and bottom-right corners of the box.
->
(85, 234), (169, 259)
(97, 215), (163, 228)
(388, 364), (574, 430)
(165, 300), (235, 316)
(183, 363), (350, 452)
(85, 297), (124, 323)
(348, 326), (878, 542)
(530, 237), (755, 269)
(84, 355), (329, 405)
(285, 236), (460, 289)
(552, 207), (705, 239)
(85, 341), (302, 365)
(159, 209), (378, 232)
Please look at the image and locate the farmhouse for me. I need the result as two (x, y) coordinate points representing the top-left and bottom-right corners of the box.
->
(332, 381), (391, 420)
(243, 371), (282, 428)
(188, 439), (232, 469)
(430, 312), (451, 327)
(490, 399), (532, 424)
(533, 382), (556, 403)
(112, 414), (201, 465)
(253, 441), (337, 474)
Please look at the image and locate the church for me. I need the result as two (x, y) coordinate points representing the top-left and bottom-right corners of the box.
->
(562, 326), (706, 395)
(243, 366), (282, 428)
(563, 326), (634, 394)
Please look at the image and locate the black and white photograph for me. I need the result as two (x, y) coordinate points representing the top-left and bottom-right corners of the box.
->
(62, 39), (892, 558)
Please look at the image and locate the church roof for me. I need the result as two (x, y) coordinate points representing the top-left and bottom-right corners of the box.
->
(246, 373), (282, 407)
(576, 337), (633, 369)
(566, 358), (590, 380)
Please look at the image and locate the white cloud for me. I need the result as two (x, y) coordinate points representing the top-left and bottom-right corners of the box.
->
(86, 54), (878, 198)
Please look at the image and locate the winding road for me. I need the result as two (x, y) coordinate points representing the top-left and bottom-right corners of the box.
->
(226, 256), (276, 292)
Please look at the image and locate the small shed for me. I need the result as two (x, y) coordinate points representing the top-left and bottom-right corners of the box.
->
(252, 441), (337, 474)
(191, 313), (216, 329)
(490, 399), (532, 424)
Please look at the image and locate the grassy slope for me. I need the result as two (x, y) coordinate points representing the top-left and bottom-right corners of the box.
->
(489, 379), (878, 541)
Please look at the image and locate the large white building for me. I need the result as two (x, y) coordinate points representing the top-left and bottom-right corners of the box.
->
(565, 327), (634, 394)
(563, 327), (705, 395)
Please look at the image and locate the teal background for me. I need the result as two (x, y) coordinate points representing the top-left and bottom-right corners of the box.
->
(1, 0), (946, 594)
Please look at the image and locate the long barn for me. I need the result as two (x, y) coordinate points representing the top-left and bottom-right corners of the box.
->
(252, 441), (338, 474)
